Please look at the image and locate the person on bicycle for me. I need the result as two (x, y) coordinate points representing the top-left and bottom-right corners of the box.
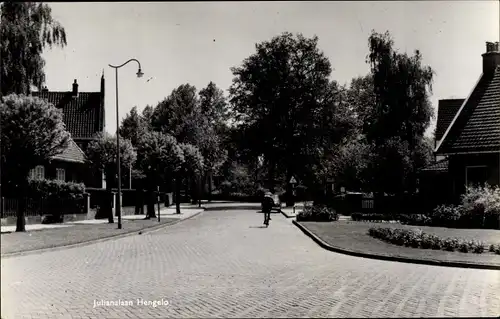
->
(262, 192), (274, 225)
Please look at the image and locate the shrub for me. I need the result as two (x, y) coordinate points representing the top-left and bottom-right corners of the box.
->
(399, 214), (432, 226)
(472, 241), (485, 254)
(27, 178), (86, 201)
(296, 203), (338, 222)
(461, 184), (500, 229)
(431, 205), (463, 227)
(350, 213), (396, 222)
(490, 244), (496, 252)
(367, 226), (496, 254)
(442, 238), (459, 251)
(458, 240), (470, 253)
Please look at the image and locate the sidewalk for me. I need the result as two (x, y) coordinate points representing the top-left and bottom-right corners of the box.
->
(1, 205), (205, 257)
(1, 204), (202, 233)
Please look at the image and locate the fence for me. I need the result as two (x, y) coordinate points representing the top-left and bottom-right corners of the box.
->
(1, 197), (87, 218)
(329, 193), (427, 216)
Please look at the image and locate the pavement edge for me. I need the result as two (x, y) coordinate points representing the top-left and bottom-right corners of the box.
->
(1, 208), (206, 259)
(292, 220), (500, 271)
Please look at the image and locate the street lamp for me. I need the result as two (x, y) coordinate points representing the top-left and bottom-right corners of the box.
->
(108, 58), (143, 229)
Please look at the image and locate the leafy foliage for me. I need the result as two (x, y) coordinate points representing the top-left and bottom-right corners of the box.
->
(27, 178), (85, 201)
(296, 202), (339, 222)
(367, 30), (434, 147)
(1, 2), (67, 95)
(119, 106), (151, 147)
(0, 94), (70, 180)
(86, 133), (137, 174)
(178, 143), (204, 175)
(199, 81), (230, 128)
(368, 227), (491, 254)
(229, 32), (356, 190)
(135, 131), (184, 180)
(337, 31), (434, 194)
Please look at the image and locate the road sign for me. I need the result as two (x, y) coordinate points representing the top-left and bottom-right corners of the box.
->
(289, 176), (297, 184)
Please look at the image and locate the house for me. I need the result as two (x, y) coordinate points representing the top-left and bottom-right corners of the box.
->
(31, 75), (106, 188)
(431, 41), (500, 202)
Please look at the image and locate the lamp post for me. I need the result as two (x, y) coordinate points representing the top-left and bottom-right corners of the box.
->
(109, 58), (143, 229)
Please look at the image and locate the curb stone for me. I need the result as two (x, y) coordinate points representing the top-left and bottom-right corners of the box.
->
(1, 209), (205, 259)
(281, 210), (297, 219)
(292, 220), (500, 271)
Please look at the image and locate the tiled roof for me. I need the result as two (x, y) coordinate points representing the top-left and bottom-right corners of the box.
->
(421, 158), (448, 172)
(437, 66), (500, 154)
(31, 91), (104, 139)
(435, 99), (464, 142)
(51, 139), (86, 164)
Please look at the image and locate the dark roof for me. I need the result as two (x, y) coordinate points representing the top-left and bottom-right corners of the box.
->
(31, 91), (104, 139)
(421, 158), (448, 172)
(52, 139), (86, 164)
(435, 99), (464, 141)
(437, 66), (500, 154)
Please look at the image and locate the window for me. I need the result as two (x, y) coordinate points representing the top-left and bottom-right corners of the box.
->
(56, 168), (66, 181)
(465, 166), (489, 187)
(29, 165), (45, 180)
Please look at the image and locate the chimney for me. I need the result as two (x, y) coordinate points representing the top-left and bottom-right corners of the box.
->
(482, 41), (500, 74)
(72, 79), (79, 98)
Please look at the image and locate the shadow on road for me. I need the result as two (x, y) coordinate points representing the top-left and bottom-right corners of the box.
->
(249, 225), (269, 229)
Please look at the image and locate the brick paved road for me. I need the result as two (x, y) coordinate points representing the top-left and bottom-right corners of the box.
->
(2, 207), (500, 318)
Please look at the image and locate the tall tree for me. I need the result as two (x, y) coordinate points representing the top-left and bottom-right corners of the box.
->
(367, 30), (434, 148)
(86, 133), (136, 221)
(119, 106), (150, 147)
(199, 81), (230, 129)
(366, 30), (434, 193)
(198, 82), (229, 200)
(135, 131), (184, 217)
(0, 2), (67, 95)
(0, 94), (70, 231)
(152, 84), (223, 202)
(229, 32), (356, 192)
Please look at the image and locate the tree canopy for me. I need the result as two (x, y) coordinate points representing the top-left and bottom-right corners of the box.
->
(0, 93), (71, 231)
(0, 94), (70, 178)
(229, 32), (357, 189)
(86, 133), (137, 184)
(0, 2), (67, 95)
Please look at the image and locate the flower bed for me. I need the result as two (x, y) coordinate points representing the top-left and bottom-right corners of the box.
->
(368, 226), (500, 254)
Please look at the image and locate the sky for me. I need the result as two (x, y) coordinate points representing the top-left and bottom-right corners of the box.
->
(42, 1), (500, 138)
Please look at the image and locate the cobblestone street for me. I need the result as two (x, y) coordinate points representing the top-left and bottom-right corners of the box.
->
(2, 207), (500, 318)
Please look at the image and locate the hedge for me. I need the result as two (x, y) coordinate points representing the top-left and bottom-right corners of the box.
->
(296, 203), (338, 222)
(27, 178), (85, 201)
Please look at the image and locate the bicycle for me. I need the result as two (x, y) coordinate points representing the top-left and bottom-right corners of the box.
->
(263, 209), (271, 227)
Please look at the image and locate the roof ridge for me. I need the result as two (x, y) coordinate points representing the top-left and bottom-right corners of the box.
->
(435, 72), (484, 153)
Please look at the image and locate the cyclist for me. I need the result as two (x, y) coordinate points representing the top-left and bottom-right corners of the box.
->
(262, 192), (274, 226)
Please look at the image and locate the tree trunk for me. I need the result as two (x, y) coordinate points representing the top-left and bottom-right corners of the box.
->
(15, 172), (30, 232)
(190, 174), (197, 204)
(95, 169), (114, 222)
(16, 193), (26, 232)
(146, 179), (156, 218)
(175, 174), (181, 214)
(208, 171), (213, 202)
